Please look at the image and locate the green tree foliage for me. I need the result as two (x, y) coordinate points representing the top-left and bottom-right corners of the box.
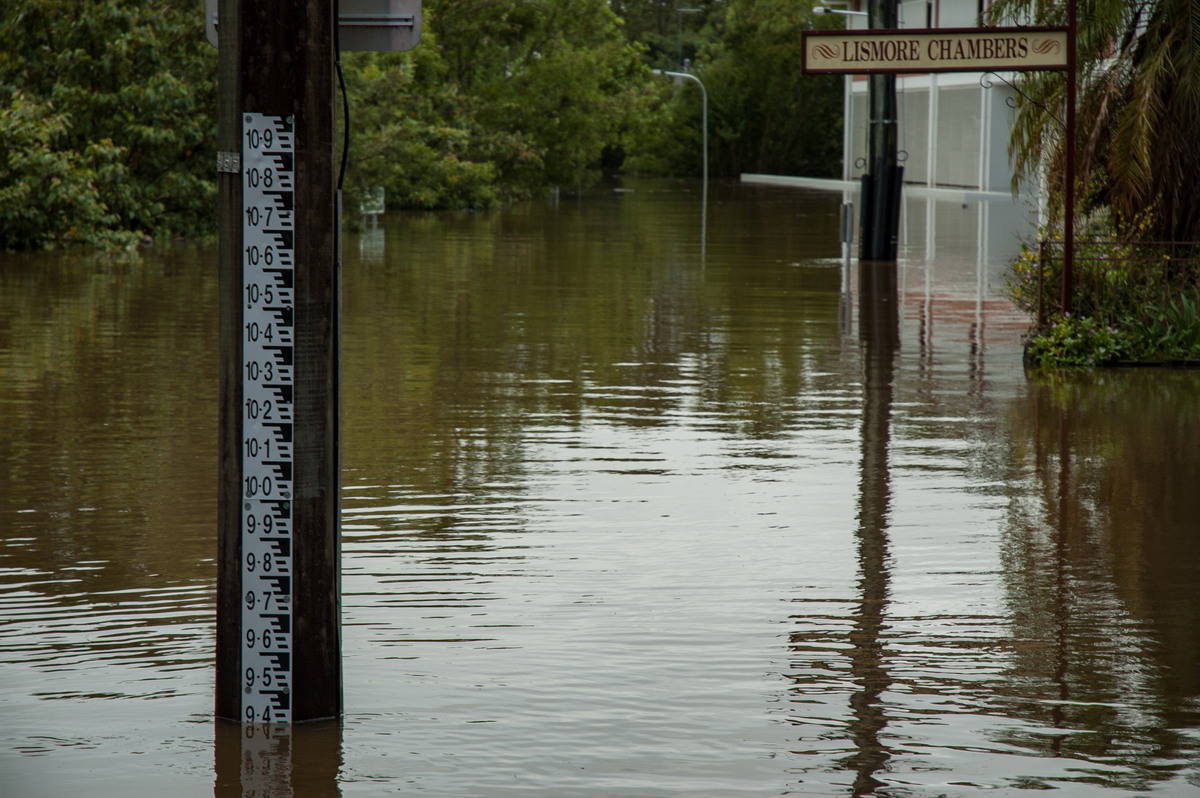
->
(0, 92), (125, 250)
(342, 47), (505, 211)
(625, 0), (843, 179)
(344, 0), (657, 210)
(346, 0), (846, 204)
(611, 0), (721, 70)
(987, 0), (1200, 242)
(700, 0), (843, 178)
(0, 0), (849, 244)
(0, 0), (216, 249)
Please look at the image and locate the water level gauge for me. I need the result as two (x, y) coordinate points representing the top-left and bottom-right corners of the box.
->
(240, 112), (296, 725)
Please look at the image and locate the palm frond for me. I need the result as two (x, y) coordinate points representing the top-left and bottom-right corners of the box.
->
(997, 0), (1200, 240)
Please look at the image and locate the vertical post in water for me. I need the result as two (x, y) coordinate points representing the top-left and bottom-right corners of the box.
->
(860, 0), (902, 262)
(217, 0), (341, 724)
(1061, 0), (1077, 315)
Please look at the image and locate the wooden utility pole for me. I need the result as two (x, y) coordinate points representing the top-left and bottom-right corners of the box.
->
(216, 0), (341, 724)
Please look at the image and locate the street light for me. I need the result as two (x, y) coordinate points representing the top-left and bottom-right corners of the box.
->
(812, 6), (867, 15)
(651, 69), (708, 191)
(653, 68), (709, 266)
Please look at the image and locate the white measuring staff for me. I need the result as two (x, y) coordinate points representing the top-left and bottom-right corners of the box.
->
(241, 113), (296, 725)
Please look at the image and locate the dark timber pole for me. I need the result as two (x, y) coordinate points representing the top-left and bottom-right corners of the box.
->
(860, 0), (902, 262)
(1061, 0), (1077, 315)
(217, 0), (341, 723)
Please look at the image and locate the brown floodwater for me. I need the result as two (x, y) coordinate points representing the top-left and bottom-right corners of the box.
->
(1, 179), (1198, 796)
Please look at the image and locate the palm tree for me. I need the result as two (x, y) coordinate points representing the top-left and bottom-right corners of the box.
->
(987, 0), (1200, 242)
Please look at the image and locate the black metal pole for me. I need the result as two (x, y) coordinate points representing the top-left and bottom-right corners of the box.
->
(860, 0), (902, 262)
(1062, 0), (1076, 314)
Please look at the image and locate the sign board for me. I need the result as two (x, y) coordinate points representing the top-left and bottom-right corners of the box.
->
(802, 26), (1068, 74)
(359, 186), (386, 217)
(206, 0), (422, 51)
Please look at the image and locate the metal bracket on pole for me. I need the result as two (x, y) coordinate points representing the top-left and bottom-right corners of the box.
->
(206, 0), (422, 51)
(216, 151), (241, 174)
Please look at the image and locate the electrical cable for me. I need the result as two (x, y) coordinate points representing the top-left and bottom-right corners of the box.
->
(335, 0), (350, 192)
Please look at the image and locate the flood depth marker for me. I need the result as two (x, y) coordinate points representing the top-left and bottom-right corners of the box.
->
(241, 112), (296, 724)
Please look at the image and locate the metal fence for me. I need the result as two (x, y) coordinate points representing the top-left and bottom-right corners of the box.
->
(1034, 239), (1200, 327)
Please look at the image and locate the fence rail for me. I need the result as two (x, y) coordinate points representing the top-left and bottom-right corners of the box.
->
(1035, 239), (1200, 327)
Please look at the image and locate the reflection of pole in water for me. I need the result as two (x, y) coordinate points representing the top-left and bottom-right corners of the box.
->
(358, 225), (386, 266)
(1051, 412), (1072, 752)
(859, 261), (899, 354)
(215, 720), (343, 798)
(843, 260), (898, 794)
(840, 201), (856, 335)
(215, 722), (294, 798)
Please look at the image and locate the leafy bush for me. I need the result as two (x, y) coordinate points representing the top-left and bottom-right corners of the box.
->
(1012, 206), (1200, 367)
(0, 93), (138, 250)
(1127, 295), (1200, 361)
(1026, 297), (1200, 369)
(1024, 315), (1132, 369)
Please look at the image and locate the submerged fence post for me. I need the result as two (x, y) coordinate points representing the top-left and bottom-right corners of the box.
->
(1037, 239), (1047, 328)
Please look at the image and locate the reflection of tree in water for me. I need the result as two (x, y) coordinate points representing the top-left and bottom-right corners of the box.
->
(341, 187), (848, 498)
(998, 371), (1200, 790)
(0, 252), (221, 679)
(0, 251), (219, 587)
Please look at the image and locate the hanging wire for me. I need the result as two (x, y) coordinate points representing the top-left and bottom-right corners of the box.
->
(335, 0), (351, 192)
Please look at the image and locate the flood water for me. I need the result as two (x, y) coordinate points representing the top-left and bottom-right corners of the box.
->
(2, 179), (1199, 797)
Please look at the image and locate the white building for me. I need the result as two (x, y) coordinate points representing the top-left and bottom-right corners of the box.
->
(746, 0), (1047, 339)
(839, 0), (1025, 194)
(748, 0), (1042, 280)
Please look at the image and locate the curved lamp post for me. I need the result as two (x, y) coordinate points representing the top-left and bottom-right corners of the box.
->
(812, 5), (868, 15)
(651, 69), (708, 190)
(652, 68), (709, 266)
